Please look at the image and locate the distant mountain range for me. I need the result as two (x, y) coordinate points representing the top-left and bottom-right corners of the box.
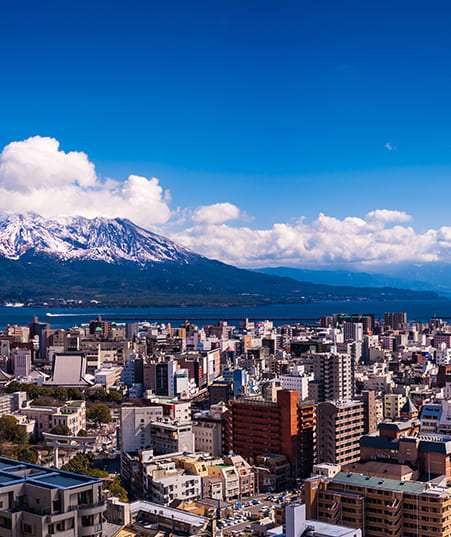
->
(0, 213), (441, 306)
(257, 266), (451, 296)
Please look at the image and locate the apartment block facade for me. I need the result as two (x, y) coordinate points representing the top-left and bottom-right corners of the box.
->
(304, 471), (451, 537)
(0, 457), (105, 537)
(317, 400), (364, 465)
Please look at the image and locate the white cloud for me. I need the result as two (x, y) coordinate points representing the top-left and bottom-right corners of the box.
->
(0, 136), (171, 227)
(1, 136), (450, 270)
(385, 142), (393, 151)
(365, 209), (412, 224)
(173, 212), (443, 268)
(192, 202), (241, 224)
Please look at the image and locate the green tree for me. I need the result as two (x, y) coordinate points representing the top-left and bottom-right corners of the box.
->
(62, 453), (108, 478)
(77, 429), (89, 437)
(67, 387), (84, 400)
(14, 446), (38, 464)
(54, 387), (68, 400)
(87, 403), (111, 424)
(105, 476), (128, 502)
(50, 424), (71, 436)
(108, 390), (123, 403)
(0, 415), (27, 443)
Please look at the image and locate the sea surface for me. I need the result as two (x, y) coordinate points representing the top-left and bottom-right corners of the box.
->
(1, 298), (450, 329)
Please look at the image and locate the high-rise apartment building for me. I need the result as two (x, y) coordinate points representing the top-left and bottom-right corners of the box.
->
(226, 390), (316, 477)
(306, 353), (354, 402)
(317, 400), (364, 465)
(384, 312), (407, 330)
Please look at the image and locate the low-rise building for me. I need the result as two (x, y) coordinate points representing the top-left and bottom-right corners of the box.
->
(151, 418), (194, 455)
(151, 472), (201, 506)
(21, 400), (86, 437)
(94, 363), (122, 390)
(208, 464), (240, 501)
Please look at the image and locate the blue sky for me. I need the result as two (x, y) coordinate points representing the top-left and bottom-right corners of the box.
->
(1, 1), (451, 267)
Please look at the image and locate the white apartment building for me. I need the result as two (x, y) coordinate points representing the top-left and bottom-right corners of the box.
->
(277, 365), (314, 402)
(120, 404), (164, 453)
(151, 473), (201, 506)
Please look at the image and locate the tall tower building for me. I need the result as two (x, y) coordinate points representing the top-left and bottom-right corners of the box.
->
(307, 353), (354, 402)
(317, 400), (364, 465)
(226, 390), (316, 477)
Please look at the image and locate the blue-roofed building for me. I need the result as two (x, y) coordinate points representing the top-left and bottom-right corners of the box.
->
(420, 403), (442, 433)
(0, 457), (105, 537)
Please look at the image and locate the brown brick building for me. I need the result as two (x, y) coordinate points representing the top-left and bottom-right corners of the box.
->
(226, 390), (316, 477)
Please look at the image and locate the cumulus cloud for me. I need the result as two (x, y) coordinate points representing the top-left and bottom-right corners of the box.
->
(0, 136), (171, 227)
(192, 202), (241, 225)
(365, 209), (412, 224)
(1, 136), (450, 270)
(173, 212), (443, 268)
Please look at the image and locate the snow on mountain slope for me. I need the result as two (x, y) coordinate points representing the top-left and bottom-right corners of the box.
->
(0, 213), (197, 265)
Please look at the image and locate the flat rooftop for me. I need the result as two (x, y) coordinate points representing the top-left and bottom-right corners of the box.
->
(0, 457), (101, 489)
(130, 500), (207, 527)
(331, 471), (428, 494)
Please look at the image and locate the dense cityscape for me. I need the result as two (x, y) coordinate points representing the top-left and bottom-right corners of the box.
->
(1, 311), (451, 536)
(2, 2), (451, 537)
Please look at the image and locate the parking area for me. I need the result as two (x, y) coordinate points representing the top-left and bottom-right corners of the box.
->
(217, 492), (301, 535)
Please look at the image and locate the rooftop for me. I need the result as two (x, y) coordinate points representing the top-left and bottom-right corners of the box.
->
(0, 457), (101, 489)
(130, 500), (207, 528)
(331, 471), (428, 494)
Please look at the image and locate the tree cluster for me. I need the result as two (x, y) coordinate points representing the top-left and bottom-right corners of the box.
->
(6, 383), (123, 404)
(87, 403), (112, 424)
(0, 415), (38, 464)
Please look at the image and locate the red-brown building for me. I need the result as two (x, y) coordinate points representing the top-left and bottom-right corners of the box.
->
(226, 389), (316, 477)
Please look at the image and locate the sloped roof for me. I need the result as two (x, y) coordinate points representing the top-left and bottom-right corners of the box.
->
(46, 353), (92, 387)
(400, 398), (418, 414)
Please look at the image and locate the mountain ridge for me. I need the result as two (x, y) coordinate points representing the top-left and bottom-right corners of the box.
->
(0, 213), (441, 306)
(0, 213), (196, 265)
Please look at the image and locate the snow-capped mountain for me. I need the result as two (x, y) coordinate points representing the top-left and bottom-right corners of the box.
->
(0, 213), (440, 306)
(0, 213), (197, 266)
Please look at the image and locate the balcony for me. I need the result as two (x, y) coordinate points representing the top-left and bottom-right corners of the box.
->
(69, 501), (106, 516)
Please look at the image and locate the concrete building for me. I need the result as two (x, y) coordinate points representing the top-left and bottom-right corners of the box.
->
(317, 400), (364, 465)
(226, 390), (302, 476)
(125, 499), (211, 535)
(94, 363), (122, 390)
(384, 312), (407, 330)
(193, 421), (222, 456)
(21, 400), (86, 437)
(120, 404), (164, 453)
(304, 471), (451, 537)
(285, 503), (361, 537)
(0, 456), (105, 537)
(306, 352), (355, 402)
(223, 454), (255, 497)
(11, 347), (31, 377)
(0, 391), (27, 416)
(208, 464), (240, 501)
(383, 393), (407, 420)
(277, 365), (314, 402)
(151, 473), (201, 506)
(150, 418), (194, 455)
